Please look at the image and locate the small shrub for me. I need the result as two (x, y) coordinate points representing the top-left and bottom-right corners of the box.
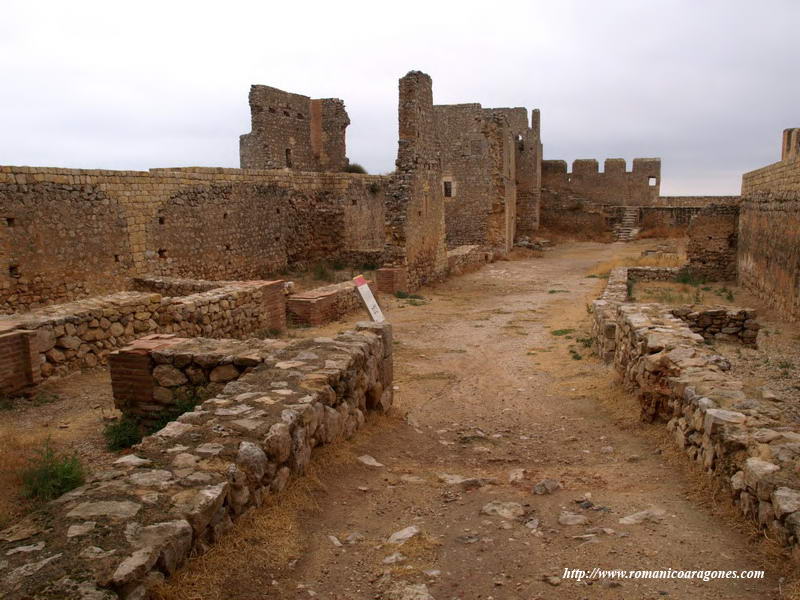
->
(104, 417), (142, 451)
(360, 261), (379, 271)
(548, 289), (569, 294)
(778, 360), (794, 370)
(33, 391), (59, 406)
(674, 270), (705, 286)
(331, 258), (346, 271)
(395, 290), (410, 299)
(569, 349), (583, 360)
(21, 441), (84, 501)
(368, 182), (381, 195)
(577, 337), (593, 348)
(551, 328), (575, 336)
(344, 163), (367, 174)
(312, 262), (334, 282)
(0, 394), (13, 410)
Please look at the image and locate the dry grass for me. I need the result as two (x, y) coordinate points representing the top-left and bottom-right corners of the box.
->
(587, 252), (686, 277)
(536, 226), (614, 244)
(0, 433), (38, 528)
(638, 224), (687, 239)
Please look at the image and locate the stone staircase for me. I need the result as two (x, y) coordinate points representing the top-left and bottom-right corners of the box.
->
(614, 207), (640, 242)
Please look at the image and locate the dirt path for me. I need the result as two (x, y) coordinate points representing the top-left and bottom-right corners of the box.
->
(155, 241), (790, 599)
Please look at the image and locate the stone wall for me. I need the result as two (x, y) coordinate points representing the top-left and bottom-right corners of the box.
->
(669, 306), (759, 346)
(686, 204), (739, 281)
(435, 103), (538, 254)
(739, 134), (800, 321)
(382, 72), (448, 293)
(239, 85), (350, 172)
(0, 166), (388, 312)
(591, 276), (799, 549)
(0, 323), (393, 600)
(0, 280), (286, 394)
(541, 157), (661, 208)
(287, 280), (368, 326)
(446, 245), (493, 277)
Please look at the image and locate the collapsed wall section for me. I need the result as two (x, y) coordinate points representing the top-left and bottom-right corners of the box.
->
(0, 167), (388, 312)
(739, 131), (800, 320)
(0, 323), (393, 600)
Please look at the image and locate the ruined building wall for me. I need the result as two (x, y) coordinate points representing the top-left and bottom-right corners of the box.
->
(239, 85), (350, 172)
(686, 204), (739, 281)
(435, 104), (539, 253)
(434, 104), (517, 253)
(0, 167), (387, 312)
(382, 71), (448, 292)
(739, 130), (800, 320)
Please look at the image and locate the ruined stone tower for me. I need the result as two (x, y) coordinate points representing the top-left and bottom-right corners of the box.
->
(239, 85), (350, 171)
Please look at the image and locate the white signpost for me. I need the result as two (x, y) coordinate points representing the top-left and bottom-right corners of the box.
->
(353, 275), (385, 323)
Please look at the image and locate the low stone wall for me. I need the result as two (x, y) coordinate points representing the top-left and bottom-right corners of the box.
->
(110, 335), (286, 427)
(670, 306), (759, 346)
(591, 276), (798, 548)
(287, 280), (367, 326)
(626, 266), (681, 282)
(130, 277), (228, 296)
(446, 245), (493, 276)
(0, 322), (393, 599)
(0, 281), (286, 394)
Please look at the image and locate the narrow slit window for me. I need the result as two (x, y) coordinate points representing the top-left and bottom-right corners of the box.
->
(158, 249), (167, 259)
(443, 181), (453, 198)
(285, 148), (293, 168)
(648, 176), (657, 187)
(5, 217), (15, 227)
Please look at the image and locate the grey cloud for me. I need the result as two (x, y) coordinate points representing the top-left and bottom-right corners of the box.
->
(0, 0), (797, 194)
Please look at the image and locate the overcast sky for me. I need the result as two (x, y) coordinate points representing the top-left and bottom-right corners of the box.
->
(1, 0), (797, 195)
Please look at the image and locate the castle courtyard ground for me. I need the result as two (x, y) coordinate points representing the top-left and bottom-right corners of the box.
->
(135, 239), (793, 600)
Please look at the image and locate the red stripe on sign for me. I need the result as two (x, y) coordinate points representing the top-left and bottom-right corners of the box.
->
(353, 275), (367, 286)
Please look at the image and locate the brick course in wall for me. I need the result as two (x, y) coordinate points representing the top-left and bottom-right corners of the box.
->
(286, 280), (370, 326)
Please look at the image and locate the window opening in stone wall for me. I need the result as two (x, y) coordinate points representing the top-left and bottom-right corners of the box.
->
(648, 176), (657, 187)
(4, 217), (15, 227)
(443, 181), (453, 198)
(158, 216), (165, 225)
(223, 212), (228, 220)
(158, 249), (167, 259)
(114, 255), (121, 263)
(225, 244), (231, 251)
(285, 148), (293, 168)
(9, 265), (20, 278)
(283, 110), (291, 117)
